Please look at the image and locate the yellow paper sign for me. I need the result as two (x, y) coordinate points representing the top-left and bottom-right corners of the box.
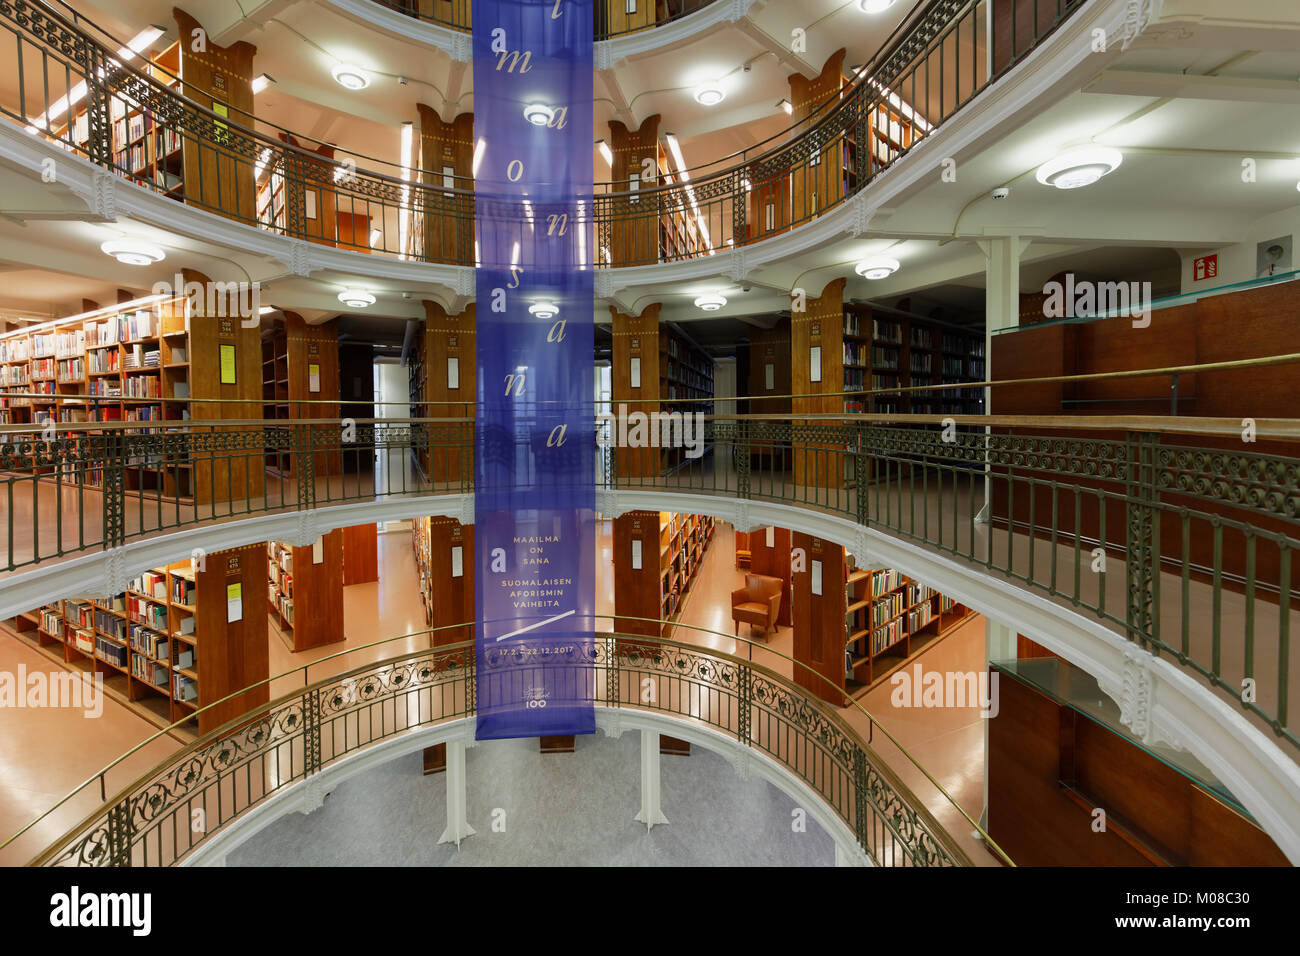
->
(226, 582), (242, 622)
(220, 344), (236, 384)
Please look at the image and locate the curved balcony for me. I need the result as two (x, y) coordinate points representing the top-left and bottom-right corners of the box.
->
(0, 0), (1086, 269)
(9, 628), (973, 867)
(357, 0), (721, 42)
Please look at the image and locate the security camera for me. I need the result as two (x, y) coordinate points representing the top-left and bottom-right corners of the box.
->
(991, 187), (1010, 200)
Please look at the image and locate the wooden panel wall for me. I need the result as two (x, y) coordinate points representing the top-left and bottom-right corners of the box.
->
(747, 321), (792, 415)
(417, 106), (474, 264)
(610, 304), (660, 478)
(614, 510), (663, 640)
(608, 115), (660, 265)
(428, 518), (475, 645)
(286, 529), (345, 652)
(791, 531), (846, 703)
(792, 278), (845, 488)
(174, 8), (257, 223)
(184, 268), (264, 505)
(748, 526), (792, 627)
(195, 542), (268, 733)
(787, 50), (847, 221)
(422, 301), (476, 484)
(604, 0), (655, 34)
(988, 665), (1288, 865)
(342, 523), (380, 586)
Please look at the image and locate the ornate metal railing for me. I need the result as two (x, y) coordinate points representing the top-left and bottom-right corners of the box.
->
(364, 0), (719, 41)
(14, 629), (972, 867)
(0, 0), (1085, 266)
(1, 399), (1297, 754)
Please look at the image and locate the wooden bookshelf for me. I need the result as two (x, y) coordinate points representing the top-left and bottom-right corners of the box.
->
(6, 545), (268, 735)
(411, 515), (474, 643)
(261, 311), (340, 478)
(658, 323), (714, 472)
(614, 510), (715, 641)
(266, 530), (344, 651)
(842, 559), (974, 695)
(410, 302), (476, 483)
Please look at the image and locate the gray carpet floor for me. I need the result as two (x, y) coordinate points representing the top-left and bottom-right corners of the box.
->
(229, 732), (835, 866)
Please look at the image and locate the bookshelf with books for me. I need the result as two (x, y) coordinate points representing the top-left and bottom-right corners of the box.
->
(409, 301), (476, 483)
(615, 510), (716, 641)
(265, 530), (344, 652)
(3, 545), (268, 735)
(842, 556), (975, 694)
(658, 323), (715, 473)
(411, 516), (475, 644)
(261, 312), (341, 479)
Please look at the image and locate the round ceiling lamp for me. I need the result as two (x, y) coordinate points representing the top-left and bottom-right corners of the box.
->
(331, 63), (370, 91)
(859, 0), (896, 12)
(855, 256), (900, 280)
(694, 294), (727, 311)
(523, 103), (555, 126)
(528, 302), (559, 319)
(338, 289), (375, 308)
(694, 84), (725, 107)
(1035, 146), (1123, 190)
(100, 239), (165, 266)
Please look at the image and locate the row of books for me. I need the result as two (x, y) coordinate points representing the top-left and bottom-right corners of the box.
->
(129, 623), (169, 661)
(0, 340), (30, 363)
(0, 367), (28, 385)
(870, 591), (906, 629)
(872, 618), (905, 655)
(867, 568), (903, 597)
(121, 377), (163, 398)
(57, 358), (85, 381)
(910, 354), (932, 374)
(941, 333), (984, 356)
(29, 359), (55, 380)
(941, 357), (965, 375)
(128, 596), (168, 630)
(907, 603), (934, 632)
(96, 635), (129, 669)
(909, 327), (933, 349)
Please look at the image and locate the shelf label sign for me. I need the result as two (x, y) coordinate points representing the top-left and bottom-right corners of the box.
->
(473, 0), (596, 739)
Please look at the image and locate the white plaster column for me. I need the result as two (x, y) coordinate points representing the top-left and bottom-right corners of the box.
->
(634, 729), (669, 830)
(437, 738), (476, 846)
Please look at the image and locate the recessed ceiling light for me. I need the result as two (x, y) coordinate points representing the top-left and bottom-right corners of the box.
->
(523, 103), (554, 126)
(338, 289), (375, 308)
(694, 84), (725, 106)
(777, 98), (793, 115)
(251, 73), (274, 95)
(529, 302), (559, 319)
(859, 0), (896, 12)
(1035, 146), (1123, 190)
(694, 294), (727, 311)
(100, 239), (165, 266)
(855, 256), (900, 280)
(331, 63), (370, 91)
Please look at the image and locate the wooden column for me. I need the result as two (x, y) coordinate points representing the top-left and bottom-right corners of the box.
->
(608, 115), (660, 265)
(420, 301), (476, 485)
(609, 304), (660, 479)
(614, 510), (663, 642)
(746, 320), (792, 471)
(792, 278), (845, 489)
(791, 531), (846, 704)
(185, 267), (264, 506)
(787, 49), (848, 222)
(422, 517), (474, 775)
(283, 311), (341, 476)
(342, 523), (379, 586)
(174, 7), (258, 223)
(197, 543), (269, 733)
(277, 134), (338, 247)
(748, 526), (793, 627)
(417, 105), (475, 264)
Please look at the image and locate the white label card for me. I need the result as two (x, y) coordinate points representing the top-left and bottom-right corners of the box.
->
(451, 546), (464, 578)
(765, 526), (774, 547)
(226, 583), (242, 622)
(811, 560), (822, 596)
(313, 536), (324, 564)
(765, 363), (775, 390)
(810, 346), (821, 383)
(630, 356), (640, 389)
(448, 356), (460, 390)
(631, 539), (642, 570)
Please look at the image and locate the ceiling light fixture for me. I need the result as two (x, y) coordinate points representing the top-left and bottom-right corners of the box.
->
(855, 256), (900, 280)
(472, 138), (486, 177)
(338, 289), (375, 308)
(1035, 146), (1123, 190)
(251, 73), (275, 95)
(777, 98), (793, 115)
(694, 294), (727, 311)
(859, 0), (896, 12)
(523, 103), (554, 126)
(595, 139), (613, 166)
(331, 63), (370, 91)
(529, 302), (559, 319)
(694, 83), (725, 106)
(259, 305), (275, 315)
(100, 238), (165, 266)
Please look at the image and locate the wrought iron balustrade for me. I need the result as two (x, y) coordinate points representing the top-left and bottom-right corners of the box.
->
(0, 0), (1084, 266)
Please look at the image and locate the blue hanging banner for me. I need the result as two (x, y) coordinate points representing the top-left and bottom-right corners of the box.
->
(473, 0), (596, 739)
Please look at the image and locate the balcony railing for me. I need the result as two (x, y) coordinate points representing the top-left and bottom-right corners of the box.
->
(0, 0), (1084, 267)
(366, 0), (720, 41)
(0, 380), (1296, 757)
(7, 625), (975, 867)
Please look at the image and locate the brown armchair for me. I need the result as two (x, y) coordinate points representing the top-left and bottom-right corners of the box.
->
(731, 573), (783, 638)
